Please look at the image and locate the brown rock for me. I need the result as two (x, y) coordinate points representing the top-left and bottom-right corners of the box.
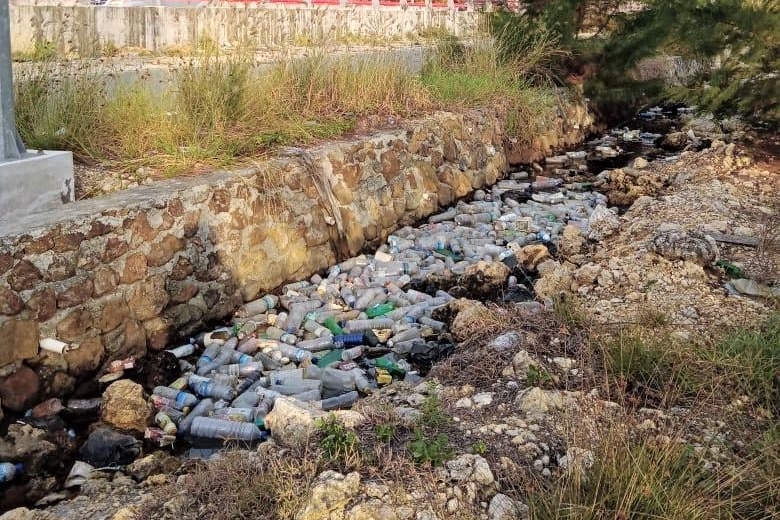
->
(0, 320), (39, 367)
(45, 254), (76, 281)
(0, 366), (40, 412)
(340, 163), (362, 188)
(102, 319), (147, 359)
(126, 276), (169, 321)
(0, 252), (13, 275)
(120, 253), (148, 284)
(102, 237), (129, 262)
(8, 260), (42, 291)
(461, 261), (510, 297)
(56, 309), (94, 342)
(53, 232), (85, 253)
(182, 210), (200, 238)
(170, 257), (194, 281)
(57, 278), (94, 309)
(97, 296), (130, 332)
(146, 234), (183, 267)
(49, 371), (76, 395)
(125, 213), (155, 244)
(0, 287), (24, 316)
(380, 151), (401, 182)
(143, 318), (171, 351)
(168, 281), (199, 304)
(101, 380), (151, 433)
(516, 244), (552, 272)
(93, 266), (118, 297)
(332, 180), (353, 205)
(209, 187), (231, 214)
(22, 234), (54, 255)
(26, 288), (56, 321)
(167, 199), (184, 217)
(65, 336), (105, 376)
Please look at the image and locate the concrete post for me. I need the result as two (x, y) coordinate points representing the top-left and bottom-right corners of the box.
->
(0, 0), (25, 160)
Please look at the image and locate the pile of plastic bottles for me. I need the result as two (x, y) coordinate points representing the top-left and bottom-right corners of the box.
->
(144, 174), (609, 446)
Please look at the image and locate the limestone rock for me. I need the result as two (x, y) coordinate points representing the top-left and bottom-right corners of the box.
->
(517, 387), (568, 418)
(0, 365), (40, 412)
(0, 424), (59, 474)
(0, 508), (49, 520)
(488, 493), (529, 520)
(446, 454), (494, 488)
(446, 299), (490, 343)
(558, 224), (585, 257)
(345, 499), (398, 520)
(631, 157), (649, 169)
(516, 245), (551, 271)
(587, 205), (620, 241)
(125, 452), (181, 481)
(296, 470), (361, 520)
(461, 261), (510, 297)
(533, 262), (575, 299)
(660, 132), (688, 150)
(573, 263), (602, 287)
(652, 228), (718, 265)
(488, 331), (524, 352)
(265, 397), (324, 447)
(501, 350), (539, 379)
(558, 447), (595, 476)
(101, 380), (152, 433)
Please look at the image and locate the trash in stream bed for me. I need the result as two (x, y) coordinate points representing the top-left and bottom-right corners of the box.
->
(136, 172), (610, 452)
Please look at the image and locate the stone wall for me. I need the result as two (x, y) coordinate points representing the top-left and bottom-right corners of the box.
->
(0, 106), (592, 410)
(9, 3), (483, 55)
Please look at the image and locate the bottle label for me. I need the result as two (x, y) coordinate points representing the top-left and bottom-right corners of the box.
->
(262, 295), (276, 309)
(176, 392), (188, 407)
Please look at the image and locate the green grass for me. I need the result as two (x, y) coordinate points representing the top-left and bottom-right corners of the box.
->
(14, 37), (562, 181)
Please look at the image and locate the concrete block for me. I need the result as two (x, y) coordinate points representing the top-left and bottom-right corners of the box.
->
(0, 150), (74, 226)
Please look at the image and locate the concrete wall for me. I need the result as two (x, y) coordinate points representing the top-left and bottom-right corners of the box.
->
(9, 3), (484, 54)
(0, 105), (592, 410)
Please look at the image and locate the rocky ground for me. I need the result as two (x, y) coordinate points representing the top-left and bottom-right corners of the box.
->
(2, 131), (778, 520)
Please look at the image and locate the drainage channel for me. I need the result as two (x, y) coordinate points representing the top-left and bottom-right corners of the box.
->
(0, 105), (688, 511)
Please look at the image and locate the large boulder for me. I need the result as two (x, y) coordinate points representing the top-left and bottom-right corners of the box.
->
(265, 397), (364, 448)
(0, 365), (40, 412)
(101, 380), (152, 433)
(295, 471), (361, 520)
(516, 245), (551, 272)
(652, 228), (718, 265)
(460, 261), (510, 297)
(587, 205), (621, 241)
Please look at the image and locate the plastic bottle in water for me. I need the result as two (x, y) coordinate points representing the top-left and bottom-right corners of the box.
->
(343, 318), (395, 332)
(152, 387), (199, 408)
(196, 343), (221, 369)
(0, 463), (24, 483)
(189, 417), (265, 441)
(236, 294), (278, 318)
(166, 343), (195, 358)
(155, 412), (178, 435)
(318, 391), (359, 411)
(178, 398), (214, 435)
(296, 336), (335, 352)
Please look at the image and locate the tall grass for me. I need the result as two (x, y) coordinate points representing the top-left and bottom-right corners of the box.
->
(14, 39), (562, 178)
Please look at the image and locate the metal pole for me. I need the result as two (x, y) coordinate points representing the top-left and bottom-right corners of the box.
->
(0, 0), (25, 161)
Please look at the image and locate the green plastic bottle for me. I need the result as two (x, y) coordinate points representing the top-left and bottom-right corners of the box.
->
(323, 316), (344, 335)
(366, 302), (395, 318)
(375, 357), (406, 378)
(316, 350), (344, 368)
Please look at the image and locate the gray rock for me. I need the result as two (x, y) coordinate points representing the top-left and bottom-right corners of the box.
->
(0, 424), (59, 474)
(446, 454), (494, 488)
(652, 229), (718, 265)
(488, 493), (529, 520)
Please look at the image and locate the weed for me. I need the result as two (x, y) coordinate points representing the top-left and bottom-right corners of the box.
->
(470, 440), (489, 455)
(13, 40), (56, 62)
(527, 364), (553, 387)
(417, 384), (449, 429)
(408, 428), (453, 466)
(317, 414), (361, 468)
(715, 258), (747, 279)
(551, 293), (587, 329)
(376, 423), (396, 443)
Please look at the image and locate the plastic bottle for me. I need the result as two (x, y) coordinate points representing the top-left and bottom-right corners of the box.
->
(270, 380), (322, 395)
(365, 302), (395, 318)
(303, 320), (332, 338)
(343, 318), (395, 332)
(213, 407), (259, 423)
(323, 316), (344, 335)
(236, 295), (278, 318)
(296, 336), (334, 352)
(237, 337), (259, 354)
(217, 362), (263, 377)
(230, 351), (255, 365)
(166, 343), (195, 358)
(277, 344), (317, 363)
(152, 387), (199, 408)
(196, 343), (221, 369)
(189, 377), (235, 401)
(155, 412), (178, 435)
(341, 346), (364, 361)
(318, 391), (359, 411)
(332, 333), (364, 346)
(189, 417), (265, 441)
(290, 389), (322, 402)
(418, 316), (446, 331)
(388, 327), (421, 346)
(197, 346), (235, 375)
(0, 462), (24, 483)
(237, 321), (258, 340)
(150, 394), (190, 412)
(177, 398), (214, 436)
(375, 357), (407, 378)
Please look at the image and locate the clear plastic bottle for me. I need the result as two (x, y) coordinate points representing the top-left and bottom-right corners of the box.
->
(303, 320), (332, 338)
(197, 346), (235, 375)
(341, 346), (364, 361)
(152, 387), (199, 408)
(178, 398), (214, 436)
(189, 417), (265, 441)
(277, 344), (317, 363)
(189, 376), (235, 401)
(196, 343), (221, 369)
(0, 462), (24, 483)
(230, 351), (255, 365)
(318, 391), (359, 411)
(216, 362), (263, 377)
(343, 318), (395, 332)
(235, 295), (279, 318)
(296, 336), (334, 352)
(237, 337), (259, 354)
(166, 343), (195, 358)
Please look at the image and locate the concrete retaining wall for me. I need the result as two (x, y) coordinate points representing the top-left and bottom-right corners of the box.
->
(0, 105), (591, 409)
(9, 3), (484, 54)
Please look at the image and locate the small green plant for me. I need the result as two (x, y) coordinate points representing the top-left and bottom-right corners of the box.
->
(470, 440), (489, 455)
(527, 364), (553, 387)
(418, 384), (449, 429)
(13, 39), (56, 62)
(317, 414), (360, 466)
(551, 293), (587, 329)
(715, 258), (747, 279)
(375, 423), (396, 443)
(407, 428), (453, 466)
